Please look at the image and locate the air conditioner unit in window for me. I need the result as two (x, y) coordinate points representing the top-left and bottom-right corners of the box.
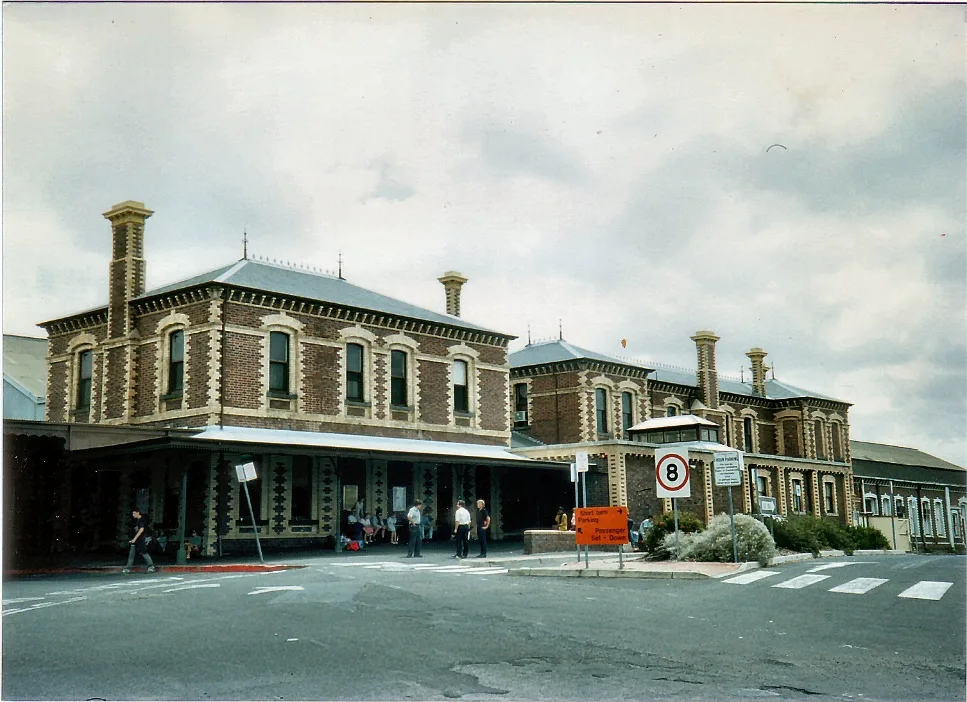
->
(514, 411), (528, 423)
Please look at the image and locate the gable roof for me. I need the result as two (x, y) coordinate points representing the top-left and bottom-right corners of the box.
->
(509, 340), (653, 373)
(850, 440), (964, 472)
(42, 258), (511, 339)
(2, 335), (48, 400)
(628, 415), (718, 432)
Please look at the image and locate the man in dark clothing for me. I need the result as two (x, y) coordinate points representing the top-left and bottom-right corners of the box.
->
(123, 509), (156, 573)
(475, 500), (491, 558)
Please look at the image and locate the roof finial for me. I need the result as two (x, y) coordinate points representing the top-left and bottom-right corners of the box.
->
(771, 363), (776, 380)
(740, 367), (745, 383)
(338, 251), (344, 280)
(527, 324), (532, 346)
(558, 319), (563, 341)
(243, 229), (248, 260)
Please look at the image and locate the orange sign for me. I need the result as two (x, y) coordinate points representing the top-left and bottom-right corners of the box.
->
(574, 506), (629, 546)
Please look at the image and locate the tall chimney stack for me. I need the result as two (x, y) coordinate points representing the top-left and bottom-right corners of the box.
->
(746, 347), (769, 396)
(103, 200), (153, 339)
(690, 330), (720, 410)
(438, 271), (468, 317)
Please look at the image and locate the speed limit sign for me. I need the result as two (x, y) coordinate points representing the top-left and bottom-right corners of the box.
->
(656, 448), (690, 498)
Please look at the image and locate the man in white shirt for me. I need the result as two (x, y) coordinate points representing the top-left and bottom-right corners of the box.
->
(453, 500), (472, 559)
(405, 500), (423, 558)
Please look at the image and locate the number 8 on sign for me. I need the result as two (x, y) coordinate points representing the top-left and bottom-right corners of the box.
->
(655, 449), (690, 498)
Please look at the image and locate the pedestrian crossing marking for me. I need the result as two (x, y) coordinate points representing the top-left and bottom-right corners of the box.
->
(773, 574), (831, 589)
(829, 578), (889, 595)
(897, 581), (953, 601)
(454, 568), (508, 576)
(807, 562), (875, 573)
(723, 570), (780, 585)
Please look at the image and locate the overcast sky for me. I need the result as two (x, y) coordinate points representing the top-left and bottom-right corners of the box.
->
(3, 4), (964, 465)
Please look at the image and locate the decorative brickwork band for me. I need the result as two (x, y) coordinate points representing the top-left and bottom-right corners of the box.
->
(319, 458), (336, 536)
(417, 462), (435, 526)
(489, 466), (502, 540)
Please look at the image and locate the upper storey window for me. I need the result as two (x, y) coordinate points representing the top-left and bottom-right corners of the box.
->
(346, 343), (364, 402)
(595, 388), (608, 434)
(453, 360), (469, 413)
(666, 406), (677, 417)
(621, 392), (633, 434)
(513, 383), (528, 427)
(77, 350), (93, 410)
(269, 332), (290, 394)
(168, 330), (185, 394)
(390, 349), (408, 407)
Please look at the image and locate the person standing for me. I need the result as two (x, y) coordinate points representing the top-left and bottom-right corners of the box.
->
(123, 509), (156, 574)
(453, 500), (472, 559)
(554, 507), (568, 531)
(475, 499), (491, 558)
(405, 500), (423, 558)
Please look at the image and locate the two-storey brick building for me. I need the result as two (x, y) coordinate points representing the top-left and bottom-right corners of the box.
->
(35, 201), (568, 556)
(508, 333), (855, 527)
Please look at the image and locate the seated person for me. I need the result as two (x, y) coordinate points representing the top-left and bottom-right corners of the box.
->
(386, 514), (398, 544)
(347, 518), (364, 543)
(371, 509), (385, 541)
(361, 514), (376, 544)
(421, 514), (435, 542)
(185, 530), (202, 560)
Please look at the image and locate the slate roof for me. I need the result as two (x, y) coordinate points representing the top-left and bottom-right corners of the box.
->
(511, 340), (846, 404)
(627, 415), (718, 432)
(2, 335), (48, 400)
(509, 340), (653, 372)
(850, 441), (964, 473)
(43, 258), (509, 338)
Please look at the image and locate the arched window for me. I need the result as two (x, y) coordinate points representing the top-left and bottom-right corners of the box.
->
(346, 343), (364, 401)
(814, 420), (825, 460)
(880, 495), (892, 516)
(168, 330), (185, 394)
(453, 359), (469, 413)
(743, 417), (754, 453)
(76, 349), (93, 410)
(513, 383), (528, 427)
(921, 499), (933, 536)
(666, 405), (677, 417)
(831, 423), (844, 461)
(621, 392), (634, 434)
(934, 500), (946, 538)
(908, 498), (919, 536)
(595, 388), (608, 433)
(269, 331), (290, 394)
(390, 349), (408, 407)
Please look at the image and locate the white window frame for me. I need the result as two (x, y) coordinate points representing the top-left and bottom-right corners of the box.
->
(921, 499), (933, 536)
(908, 497), (919, 536)
(864, 493), (878, 516)
(934, 500), (946, 538)
(822, 478), (837, 515)
(880, 495), (892, 517)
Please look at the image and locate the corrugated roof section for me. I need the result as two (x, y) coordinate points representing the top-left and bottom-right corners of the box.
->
(136, 258), (509, 336)
(2, 335), (48, 399)
(850, 440), (965, 472)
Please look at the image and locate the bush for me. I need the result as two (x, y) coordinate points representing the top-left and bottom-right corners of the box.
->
(772, 515), (890, 555)
(643, 510), (704, 556)
(663, 513), (776, 564)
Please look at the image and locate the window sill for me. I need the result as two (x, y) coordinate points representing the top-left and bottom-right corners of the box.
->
(160, 391), (183, 401)
(267, 391), (298, 400)
(71, 408), (92, 416)
(390, 404), (413, 412)
(346, 400), (371, 408)
(454, 411), (474, 418)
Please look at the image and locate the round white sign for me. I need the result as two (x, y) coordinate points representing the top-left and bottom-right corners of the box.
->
(656, 452), (690, 494)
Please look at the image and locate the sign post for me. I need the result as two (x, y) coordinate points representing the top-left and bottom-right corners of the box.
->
(656, 449), (690, 559)
(235, 461), (264, 563)
(571, 463), (580, 562)
(713, 451), (744, 563)
(576, 451), (590, 568)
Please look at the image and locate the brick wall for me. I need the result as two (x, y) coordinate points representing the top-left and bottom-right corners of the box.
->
(372, 352), (387, 420)
(417, 360), (449, 425)
(47, 361), (68, 422)
(478, 369), (507, 432)
(187, 332), (210, 409)
(134, 343), (158, 417)
(301, 344), (340, 414)
(223, 332), (262, 409)
(782, 420), (801, 457)
(103, 346), (127, 419)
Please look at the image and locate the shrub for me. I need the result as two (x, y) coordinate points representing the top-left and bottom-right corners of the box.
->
(663, 513), (776, 564)
(643, 510), (704, 557)
(772, 515), (890, 555)
(848, 525), (890, 550)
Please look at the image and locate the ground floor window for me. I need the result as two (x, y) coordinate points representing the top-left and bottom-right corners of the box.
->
(934, 501), (946, 538)
(921, 500), (933, 536)
(864, 495), (878, 516)
(823, 481), (835, 513)
(908, 498), (919, 536)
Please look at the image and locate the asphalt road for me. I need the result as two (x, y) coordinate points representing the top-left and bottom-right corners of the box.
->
(2, 552), (964, 701)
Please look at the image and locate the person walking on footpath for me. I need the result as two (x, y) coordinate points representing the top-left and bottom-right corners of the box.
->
(123, 509), (156, 573)
(474, 499), (491, 558)
(453, 500), (472, 559)
(405, 500), (423, 558)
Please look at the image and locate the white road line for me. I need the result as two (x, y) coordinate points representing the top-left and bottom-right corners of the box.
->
(3, 596), (86, 617)
(127, 577), (222, 594)
(461, 568), (508, 576)
(807, 562), (875, 573)
(163, 583), (223, 593)
(897, 581), (953, 601)
(333, 561), (397, 567)
(3, 596), (47, 605)
(723, 570), (780, 585)
(773, 574), (831, 589)
(248, 585), (305, 595)
(829, 578), (889, 595)
(420, 566), (475, 572)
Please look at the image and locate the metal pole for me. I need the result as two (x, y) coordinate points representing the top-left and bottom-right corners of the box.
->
(242, 480), (264, 563)
(673, 498), (680, 560)
(582, 470), (589, 569)
(573, 464), (580, 563)
(889, 480), (897, 550)
(728, 486), (738, 563)
(176, 467), (188, 565)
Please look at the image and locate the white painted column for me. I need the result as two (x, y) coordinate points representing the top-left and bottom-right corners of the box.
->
(945, 487), (955, 549)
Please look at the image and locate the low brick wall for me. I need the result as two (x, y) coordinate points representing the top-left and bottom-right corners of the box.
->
(524, 529), (576, 554)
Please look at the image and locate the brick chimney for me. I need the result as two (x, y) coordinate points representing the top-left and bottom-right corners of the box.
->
(746, 347), (769, 397)
(438, 271), (468, 317)
(690, 330), (720, 410)
(103, 200), (153, 339)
